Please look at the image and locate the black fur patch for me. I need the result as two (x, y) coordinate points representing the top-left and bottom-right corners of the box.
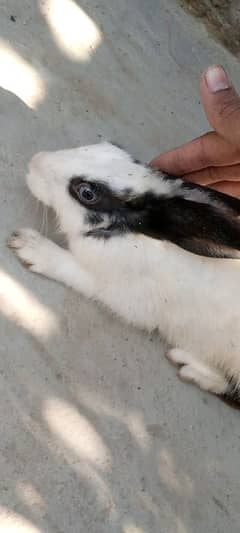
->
(85, 212), (104, 226)
(167, 175), (240, 216)
(69, 175), (240, 258)
(133, 193), (240, 258)
(69, 176), (134, 213)
(220, 376), (240, 408)
(86, 223), (126, 239)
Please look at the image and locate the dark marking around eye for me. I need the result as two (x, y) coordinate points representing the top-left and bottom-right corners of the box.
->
(69, 176), (132, 212)
(69, 172), (240, 258)
(69, 176), (100, 205)
(72, 174), (88, 182)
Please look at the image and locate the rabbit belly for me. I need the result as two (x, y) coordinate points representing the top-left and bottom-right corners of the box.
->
(72, 235), (240, 379)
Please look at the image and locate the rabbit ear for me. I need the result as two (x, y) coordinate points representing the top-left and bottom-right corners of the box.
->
(133, 180), (240, 258)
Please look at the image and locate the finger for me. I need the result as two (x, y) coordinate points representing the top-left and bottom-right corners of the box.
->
(201, 65), (240, 147)
(150, 131), (240, 175)
(184, 164), (240, 186)
(208, 180), (240, 198)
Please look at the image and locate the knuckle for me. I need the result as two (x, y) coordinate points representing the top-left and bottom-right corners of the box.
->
(197, 136), (209, 168)
(218, 96), (240, 122)
(174, 150), (187, 172)
(207, 166), (217, 182)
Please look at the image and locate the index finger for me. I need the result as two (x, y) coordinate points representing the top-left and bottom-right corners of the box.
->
(150, 131), (240, 175)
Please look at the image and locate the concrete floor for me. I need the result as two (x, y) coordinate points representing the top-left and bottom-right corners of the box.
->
(1, 1), (240, 532)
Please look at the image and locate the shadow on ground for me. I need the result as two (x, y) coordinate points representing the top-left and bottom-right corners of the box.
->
(1, 1), (240, 532)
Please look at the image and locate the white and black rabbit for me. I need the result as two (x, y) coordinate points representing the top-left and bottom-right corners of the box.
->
(8, 142), (240, 404)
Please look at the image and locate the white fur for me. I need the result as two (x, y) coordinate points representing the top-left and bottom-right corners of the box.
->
(8, 142), (240, 397)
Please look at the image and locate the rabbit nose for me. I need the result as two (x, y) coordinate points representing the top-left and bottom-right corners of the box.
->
(29, 151), (48, 172)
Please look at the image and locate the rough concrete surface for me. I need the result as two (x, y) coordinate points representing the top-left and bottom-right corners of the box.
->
(180, 0), (240, 56)
(1, 1), (240, 532)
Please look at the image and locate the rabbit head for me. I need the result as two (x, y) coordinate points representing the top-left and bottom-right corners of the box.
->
(27, 141), (240, 258)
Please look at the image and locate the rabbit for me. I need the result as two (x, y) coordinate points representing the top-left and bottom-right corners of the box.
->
(7, 141), (240, 405)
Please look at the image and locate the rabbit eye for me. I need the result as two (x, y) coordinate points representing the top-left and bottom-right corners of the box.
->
(76, 183), (98, 205)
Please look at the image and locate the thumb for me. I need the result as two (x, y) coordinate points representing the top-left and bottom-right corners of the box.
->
(201, 65), (240, 147)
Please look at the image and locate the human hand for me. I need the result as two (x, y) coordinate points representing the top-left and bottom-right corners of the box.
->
(151, 65), (240, 198)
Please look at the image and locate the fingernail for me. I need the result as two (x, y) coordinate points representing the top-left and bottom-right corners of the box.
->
(205, 65), (230, 93)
